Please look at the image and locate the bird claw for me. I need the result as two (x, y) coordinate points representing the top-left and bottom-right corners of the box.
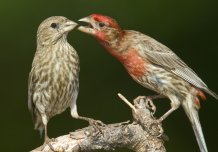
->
(134, 96), (156, 114)
(90, 119), (106, 127)
(133, 96), (146, 104)
(43, 138), (57, 152)
(76, 116), (106, 135)
(148, 120), (164, 137)
(88, 119), (106, 134)
(145, 98), (156, 114)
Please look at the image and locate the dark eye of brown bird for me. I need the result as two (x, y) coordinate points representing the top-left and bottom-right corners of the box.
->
(50, 23), (58, 29)
(99, 22), (105, 27)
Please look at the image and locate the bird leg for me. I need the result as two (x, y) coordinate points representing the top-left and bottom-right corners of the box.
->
(41, 115), (56, 151)
(76, 116), (105, 127)
(158, 107), (176, 122)
(158, 99), (180, 122)
(76, 116), (106, 135)
(41, 114), (51, 143)
(71, 105), (105, 126)
(44, 124), (49, 143)
(70, 106), (105, 134)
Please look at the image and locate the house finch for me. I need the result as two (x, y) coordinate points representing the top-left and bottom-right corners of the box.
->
(28, 16), (95, 143)
(78, 14), (218, 152)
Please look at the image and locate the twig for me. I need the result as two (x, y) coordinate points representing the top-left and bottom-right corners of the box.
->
(118, 93), (137, 112)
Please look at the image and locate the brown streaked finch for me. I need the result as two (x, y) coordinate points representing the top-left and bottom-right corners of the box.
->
(78, 14), (218, 152)
(28, 16), (96, 143)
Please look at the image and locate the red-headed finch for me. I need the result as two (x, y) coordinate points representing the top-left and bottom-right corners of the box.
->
(28, 16), (92, 143)
(78, 14), (218, 152)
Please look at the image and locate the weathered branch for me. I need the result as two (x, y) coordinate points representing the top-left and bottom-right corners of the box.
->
(31, 93), (166, 152)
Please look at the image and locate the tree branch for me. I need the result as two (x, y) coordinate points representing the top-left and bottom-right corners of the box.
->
(31, 93), (166, 152)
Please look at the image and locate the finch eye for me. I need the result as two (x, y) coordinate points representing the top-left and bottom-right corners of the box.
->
(50, 23), (58, 29)
(99, 22), (106, 28)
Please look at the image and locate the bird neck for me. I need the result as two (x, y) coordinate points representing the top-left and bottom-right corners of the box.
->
(37, 34), (68, 47)
(37, 38), (71, 56)
(98, 31), (146, 78)
(97, 30), (126, 55)
(100, 39), (146, 78)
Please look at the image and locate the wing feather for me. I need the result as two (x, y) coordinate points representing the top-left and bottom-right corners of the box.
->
(138, 36), (208, 90)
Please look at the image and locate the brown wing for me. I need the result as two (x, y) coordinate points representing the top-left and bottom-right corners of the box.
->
(137, 35), (218, 99)
(28, 66), (37, 123)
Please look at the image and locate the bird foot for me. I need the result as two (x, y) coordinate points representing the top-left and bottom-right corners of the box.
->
(89, 119), (105, 127)
(43, 138), (57, 152)
(88, 119), (106, 135)
(145, 98), (156, 114)
(77, 116), (106, 134)
(134, 96), (156, 114)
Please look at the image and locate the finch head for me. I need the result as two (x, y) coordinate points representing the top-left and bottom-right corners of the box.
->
(37, 16), (78, 46)
(78, 14), (123, 42)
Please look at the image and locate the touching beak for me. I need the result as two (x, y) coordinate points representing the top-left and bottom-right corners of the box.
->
(78, 17), (91, 23)
(63, 20), (78, 32)
(78, 17), (96, 35)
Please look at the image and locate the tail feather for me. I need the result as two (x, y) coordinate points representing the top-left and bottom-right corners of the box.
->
(182, 100), (208, 152)
(33, 111), (44, 138)
(204, 88), (218, 100)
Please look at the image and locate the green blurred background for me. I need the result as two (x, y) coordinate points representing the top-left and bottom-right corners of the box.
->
(0, 0), (217, 151)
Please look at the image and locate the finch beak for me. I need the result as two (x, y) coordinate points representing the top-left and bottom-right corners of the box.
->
(78, 17), (96, 35)
(63, 20), (78, 33)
